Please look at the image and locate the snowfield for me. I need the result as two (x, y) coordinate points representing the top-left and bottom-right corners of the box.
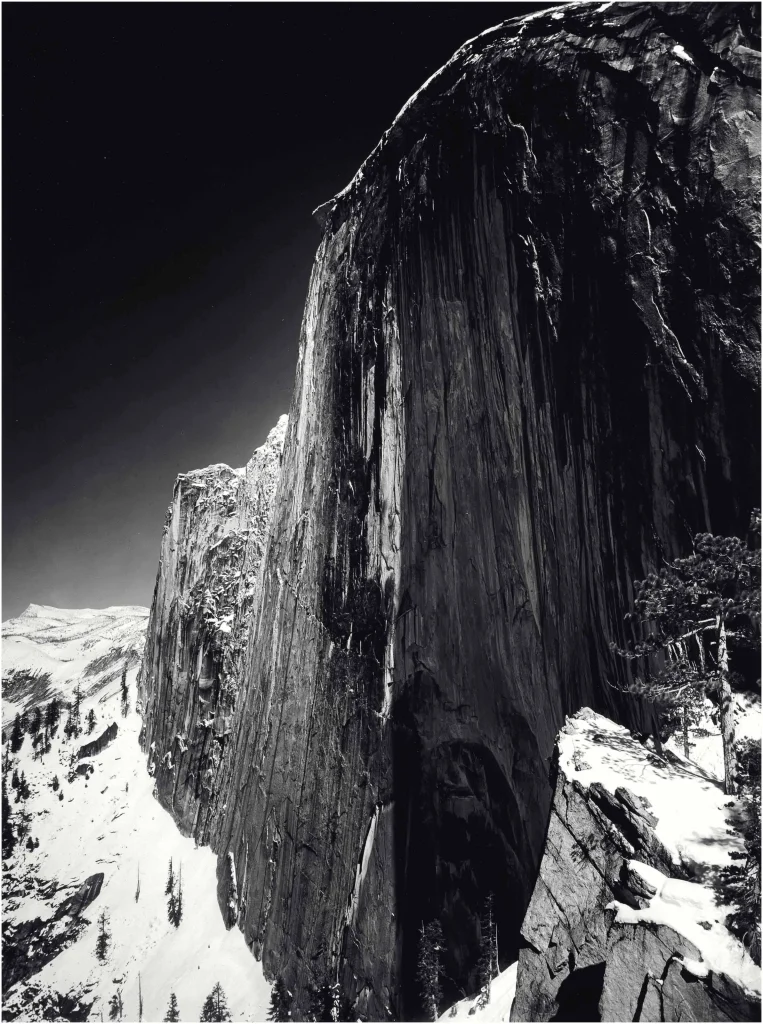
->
(438, 962), (517, 1021)
(2, 606), (272, 1022)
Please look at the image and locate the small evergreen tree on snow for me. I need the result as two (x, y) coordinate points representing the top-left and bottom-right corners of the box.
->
(268, 977), (292, 1021)
(109, 990), (123, 1021)
(165, 857), (174, 895)
(10, 714), (24, 754)
(200, 981), (232, 1022)
(476, 893), (498, 1010)
(416, 920), (444, 1021)
(95, 910), (110, 962)
(11, 769), (19, 790)
(138, 972), (144, 1022)
(63, 683), (83, 739)
(168, 864), (183, 927)
(135, 863), (141, 903)
(45, 698), (61, 734)
(87, 708), (97, 734)
(120, 667), (129, 717)
(164, 992), (180, 1022)
(612, 523), (760, 795)
(28, 706), (42, 736)
(15, 771), (30, 803)
(51, 774), (60, 792)
(75, 682), (83, 731)
(2, 774), (15, 860)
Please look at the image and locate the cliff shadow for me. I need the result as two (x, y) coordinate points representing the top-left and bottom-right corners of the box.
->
(391, 674), (537, 1018)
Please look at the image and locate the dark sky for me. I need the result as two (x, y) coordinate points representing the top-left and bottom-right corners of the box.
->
(3, 2), (552, 620)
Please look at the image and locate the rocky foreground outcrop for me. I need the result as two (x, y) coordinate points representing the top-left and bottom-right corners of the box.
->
(142, 2), (759, 1019)
(512, 708), (761, 1022)
(139, 416), (287, 838)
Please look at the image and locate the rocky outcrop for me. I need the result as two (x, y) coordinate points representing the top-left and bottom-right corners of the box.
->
(512, 709), (761, 1022)
(2, 874), (103, 996)
(78, 723), (118, 760)
(53, 873), (104, 920)
(139, 416), (287, 837)
(143, 2), (759, 1019)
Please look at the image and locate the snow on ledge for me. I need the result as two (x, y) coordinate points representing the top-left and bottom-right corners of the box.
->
(608, 861), (761, 997)
(559, 708), (761, 1000)
(557, 707), (746, 870)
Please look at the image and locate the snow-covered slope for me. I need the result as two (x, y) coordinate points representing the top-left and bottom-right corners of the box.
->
(2, 608), (272, 1021)
(2, 605), (149, 731)
(439, 962), (517, 1021)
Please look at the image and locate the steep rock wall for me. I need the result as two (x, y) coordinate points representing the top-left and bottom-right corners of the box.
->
(139, 417), (287, 837)
(150, 2), (759, 1019)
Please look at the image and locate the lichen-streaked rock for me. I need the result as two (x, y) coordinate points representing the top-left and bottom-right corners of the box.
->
(145, 1), (759, 1019)
(139, 417), (287, 838)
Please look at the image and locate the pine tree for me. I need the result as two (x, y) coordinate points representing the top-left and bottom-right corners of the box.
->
(121, 667), (129, 717)
(174, 864), (183, 926)
(165, 857), (174, 895)
(138, 973), (143, 1022)
(87, 708), (97, 734)
(95, 910), (110, 962)
(612, 523), (760, 795)
(268, 977), (292, 1021)
(135, 863), (141, 903)
(476, 893), (498, 1010)
(200, 981), (233, 1022)
(168, 864), (183, 927)
(164, 992), (180, 1022)
(2, 774), (16, 860)
(416, 920), (444, 1021)
(28, 706), (42, 736)
(307, 982), (329, 1022)
(73, 682), (83, 736)
(10, 714), (24, 754)
(46, 698), (61, 734)
(16, 771), (30, 802)
(63, 699), (79, 740)
(109, 990), (123, 1021)
(308, 979), (343, 1022)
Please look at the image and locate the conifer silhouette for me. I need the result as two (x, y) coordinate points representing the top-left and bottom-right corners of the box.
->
(200, 981), (232, 1021)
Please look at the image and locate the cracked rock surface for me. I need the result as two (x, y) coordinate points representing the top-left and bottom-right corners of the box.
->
(142, 2), (759, 1019)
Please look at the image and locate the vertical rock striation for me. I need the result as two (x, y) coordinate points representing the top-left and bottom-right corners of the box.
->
(144, 2), (759, 1019)
(139, 416), (287, 838)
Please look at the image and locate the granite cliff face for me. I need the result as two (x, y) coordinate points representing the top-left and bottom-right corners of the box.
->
(512, 709), (761, 1022)
(143, 2), (759, 1019)
(139, 417), (287, 839)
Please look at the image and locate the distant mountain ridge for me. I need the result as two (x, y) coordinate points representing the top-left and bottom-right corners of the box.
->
(2, 604), (149, 730)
